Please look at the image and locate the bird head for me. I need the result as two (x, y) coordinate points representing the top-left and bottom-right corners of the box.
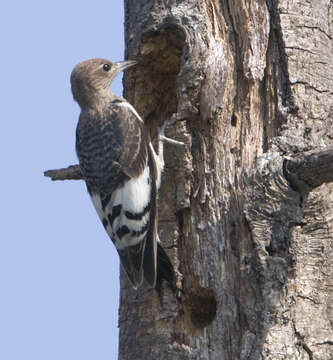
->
(71, 58), (137, 109)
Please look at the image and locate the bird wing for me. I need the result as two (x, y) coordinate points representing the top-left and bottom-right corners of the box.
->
(76, 100), (157, 288)
(76, 102), (148, 193)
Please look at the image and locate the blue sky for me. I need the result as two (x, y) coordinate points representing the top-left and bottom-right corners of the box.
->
(0, 1), (125, 358)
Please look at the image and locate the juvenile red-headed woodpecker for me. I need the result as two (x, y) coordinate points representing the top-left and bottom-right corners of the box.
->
(71, 58), (177, 290)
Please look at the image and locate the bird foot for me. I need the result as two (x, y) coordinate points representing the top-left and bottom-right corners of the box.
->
(157, 118), (185, 148)
(159, 135), (186, 147)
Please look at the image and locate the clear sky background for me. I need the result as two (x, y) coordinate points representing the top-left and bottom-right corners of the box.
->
(0, 1), (125, 359)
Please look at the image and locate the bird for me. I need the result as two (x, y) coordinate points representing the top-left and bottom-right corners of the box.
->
(71, 58), (175, 291)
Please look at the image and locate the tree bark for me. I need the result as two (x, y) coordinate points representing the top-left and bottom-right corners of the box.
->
(44, 0), (333, 358)
(120, 0), (333, 359)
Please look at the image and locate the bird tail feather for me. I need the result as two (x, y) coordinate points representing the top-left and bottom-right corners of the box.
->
(154, 242), (175, 293)
(118, 242), (145, 289)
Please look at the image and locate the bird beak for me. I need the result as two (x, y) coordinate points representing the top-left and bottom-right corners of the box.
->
(113, 60), (137, 74)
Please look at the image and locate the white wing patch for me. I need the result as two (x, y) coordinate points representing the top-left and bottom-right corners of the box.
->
(90, 166), (151, 250)
(113, 166), (150, 215)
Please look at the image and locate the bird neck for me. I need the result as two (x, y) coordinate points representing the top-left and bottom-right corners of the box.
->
(78, 88), (116, 112)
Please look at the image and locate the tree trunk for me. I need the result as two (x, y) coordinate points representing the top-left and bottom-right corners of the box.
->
(119, 0), (333, 359)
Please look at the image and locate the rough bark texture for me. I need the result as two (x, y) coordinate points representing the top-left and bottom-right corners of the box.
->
(119, 0), (333, 359)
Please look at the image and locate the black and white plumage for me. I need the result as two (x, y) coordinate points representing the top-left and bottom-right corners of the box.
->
(71, 58), (174, 290)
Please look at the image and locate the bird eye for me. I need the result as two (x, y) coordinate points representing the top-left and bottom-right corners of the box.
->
(103, 63), (111, 72)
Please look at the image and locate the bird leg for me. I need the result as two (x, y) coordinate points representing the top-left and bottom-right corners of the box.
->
(159, 135), (186, 147)
(157, 119), (185, 164)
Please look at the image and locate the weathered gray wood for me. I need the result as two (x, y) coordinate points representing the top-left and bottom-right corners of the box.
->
(284, 145), (333, 194)
(44, 165), (82, 181)
(120, 0), (333, 359)
(262, 2), (333, 357)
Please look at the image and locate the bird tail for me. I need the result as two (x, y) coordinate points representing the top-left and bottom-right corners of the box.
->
(118, 242), (145, 289)
(154, 242), (175, 293)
